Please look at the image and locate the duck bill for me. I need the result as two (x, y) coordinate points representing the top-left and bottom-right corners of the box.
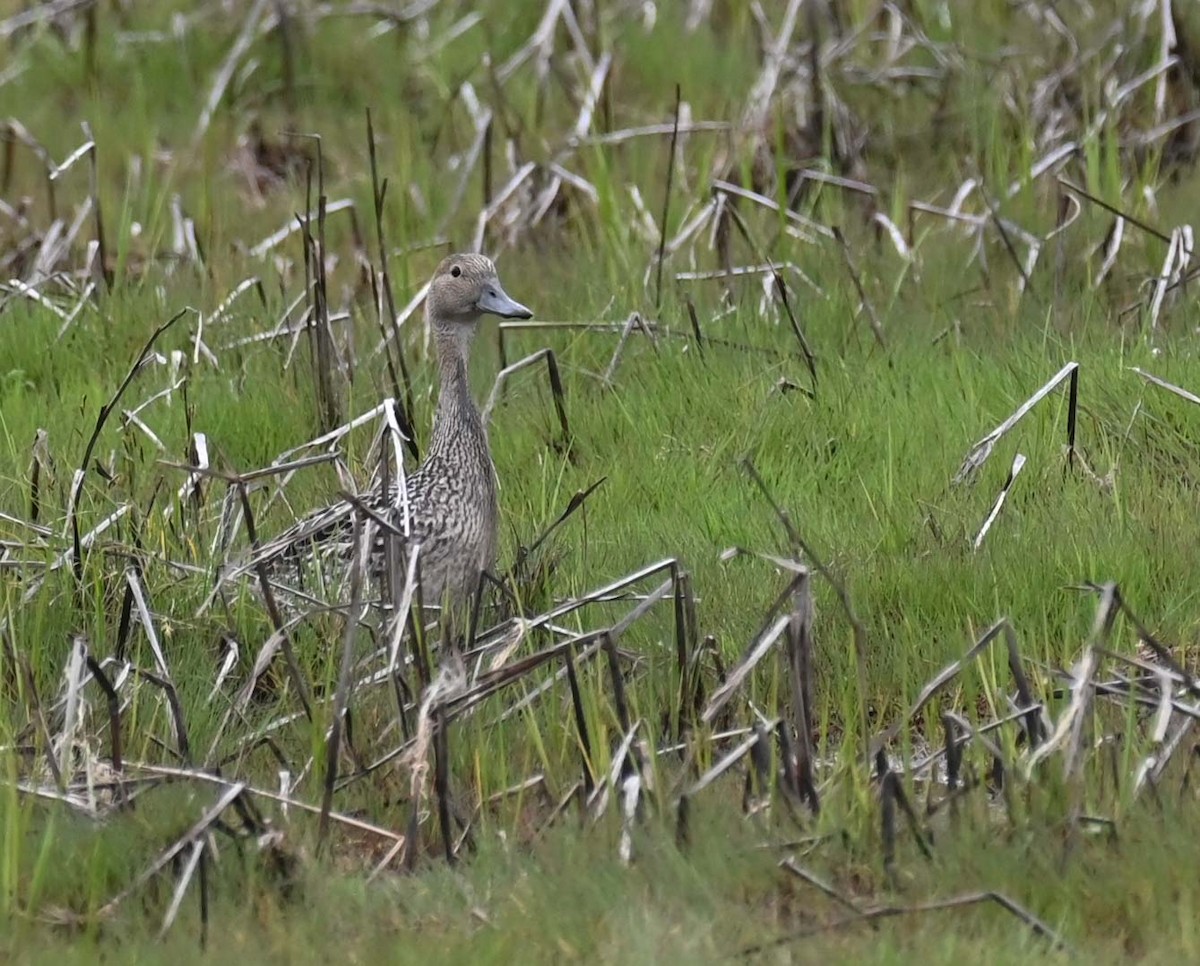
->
(477, 284), (533, 320)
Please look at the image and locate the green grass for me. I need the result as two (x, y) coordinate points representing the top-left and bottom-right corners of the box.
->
(2, 0), (1200, 961)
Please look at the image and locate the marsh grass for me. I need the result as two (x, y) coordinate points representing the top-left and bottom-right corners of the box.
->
(3, 0), (1200, 960)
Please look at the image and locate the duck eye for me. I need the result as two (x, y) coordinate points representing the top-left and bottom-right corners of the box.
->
(450, 265), (461, 278)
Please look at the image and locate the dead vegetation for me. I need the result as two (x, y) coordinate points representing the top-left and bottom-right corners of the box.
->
(2, 0), (1200, 955)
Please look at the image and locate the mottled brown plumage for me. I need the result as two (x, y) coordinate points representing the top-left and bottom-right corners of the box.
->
(246, 253), (532, 609)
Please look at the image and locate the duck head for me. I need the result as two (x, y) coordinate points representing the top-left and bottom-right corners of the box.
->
(426, 253), (533, 327)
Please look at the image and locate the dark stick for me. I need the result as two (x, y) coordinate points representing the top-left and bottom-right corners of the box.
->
(980, 190), (1036, 299)
(370, 267), (404, 412)
(1003, 624), (1045, 748)
(671, 565), (691, 735)
(832, 226), (885, 350)
(743, 721), (772, 812)
(742, 458), (870, 764)
(743, 891), (1071, 954)
(654, 83), (682, 311)
(197, 845), (210, 951)
(69, 309), (187, 593)
(314, 139), (339, 432)
(683, 295), (705, 359)
(721, 199), (817, 383)
(21, 657), (62, 791)
(366, 109), (419, 460)
(941, 715), (961, 797)
(114, 582), (134, 663)
(402, 800), (421, 872)
(511, 477), (605, 576)
(675, 794), (690, 847)
(482, 115), (493, 209)
(543, 350), (571, 448)
(1057, 177), (1170, 244)
(85, 655), (123, 776)
(83, 2), (98, 85)
(275, 0), (297, 119)
(299, 162), (317, 420)
(29, 431), (43, 523)
(0, 131), (12, 201)
(563, 642), (595, 794)
(878, 751), (898, 882)
(132, 666), (192, 764)
(82, 123), (110, 291)
(319, 516), (367, 855)
(1066, 365), (1078, 469)
(483, 348), (570, 450)
(772, 270), (817, 387)
(433, 707), (456, 864)
(601, 631), (632, 733)
(785, 576), (819, 814)
(235, 482), (314, 722)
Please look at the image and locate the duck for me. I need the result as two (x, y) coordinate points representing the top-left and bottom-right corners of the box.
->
(242, 253), (533, 613)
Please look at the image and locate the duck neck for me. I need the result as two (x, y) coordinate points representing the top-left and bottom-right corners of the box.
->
(430, 320), (485, 457)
